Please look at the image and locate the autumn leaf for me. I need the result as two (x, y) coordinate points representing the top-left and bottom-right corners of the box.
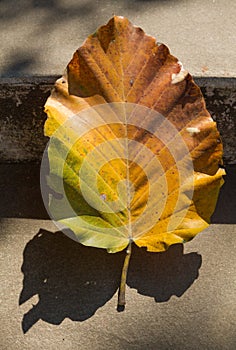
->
(42, 16), (225, 308)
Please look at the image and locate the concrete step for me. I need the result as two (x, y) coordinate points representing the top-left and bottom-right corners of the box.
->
(0, 163), (235, 223)
(0, 77), (236, 164)
(1, 1), (235, 349)
(0, 218), (236, 349)
(1, 1), (235, 78)
(0, 161), (236, 349)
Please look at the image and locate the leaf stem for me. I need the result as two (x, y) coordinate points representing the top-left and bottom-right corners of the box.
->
(117, 241), (132, 311)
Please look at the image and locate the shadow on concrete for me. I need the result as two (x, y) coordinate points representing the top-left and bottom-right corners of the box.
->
(1, 163), (235, 223)
(19, 229), (201, 333)
(211, 165), (236, 224)
(0, 0), (95, 77)
(19, 229), (123, 333)
(0, 51), (37, 78)
(0, 163), (48, 219)
(0, 0), (94, 27)
(128, 244), (201, 302)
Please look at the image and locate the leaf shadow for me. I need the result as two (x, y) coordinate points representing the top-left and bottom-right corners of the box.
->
(128, 244), (202, 302)
(19, 229), (124, 333)
(0, 50), (37, 77)
(19, 230), (202, 333)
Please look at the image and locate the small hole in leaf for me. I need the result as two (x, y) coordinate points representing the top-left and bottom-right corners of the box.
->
(100, 193), (107, 201)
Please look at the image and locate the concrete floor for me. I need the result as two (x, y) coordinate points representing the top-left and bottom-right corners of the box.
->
(0, 0), (236, 349)
(0, 163), (236, 349)
(0, 0), (236, 78)
(0, 219), (236, 350)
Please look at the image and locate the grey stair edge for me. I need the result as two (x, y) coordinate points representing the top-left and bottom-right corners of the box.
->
(0, 76), (235, 164)
(0, 75), (236, 87)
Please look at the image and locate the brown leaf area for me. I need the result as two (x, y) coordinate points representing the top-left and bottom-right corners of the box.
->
(47, 16), (222, 175)
(68, 17), (180, 104)
(44, 16), (225, 254)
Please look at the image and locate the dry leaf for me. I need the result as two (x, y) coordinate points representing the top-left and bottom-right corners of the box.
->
(43, 16), (225, 308)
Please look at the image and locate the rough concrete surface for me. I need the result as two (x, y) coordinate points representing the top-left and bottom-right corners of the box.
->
(0, 78), (235, 164)
(0, 1), (236, 349)
(0, 219), (236, 350)
(0, 0), (236, 78)
(0, 163), (236, 349)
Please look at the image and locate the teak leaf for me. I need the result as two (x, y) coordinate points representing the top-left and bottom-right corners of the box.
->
(43, 16), (225, 308)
